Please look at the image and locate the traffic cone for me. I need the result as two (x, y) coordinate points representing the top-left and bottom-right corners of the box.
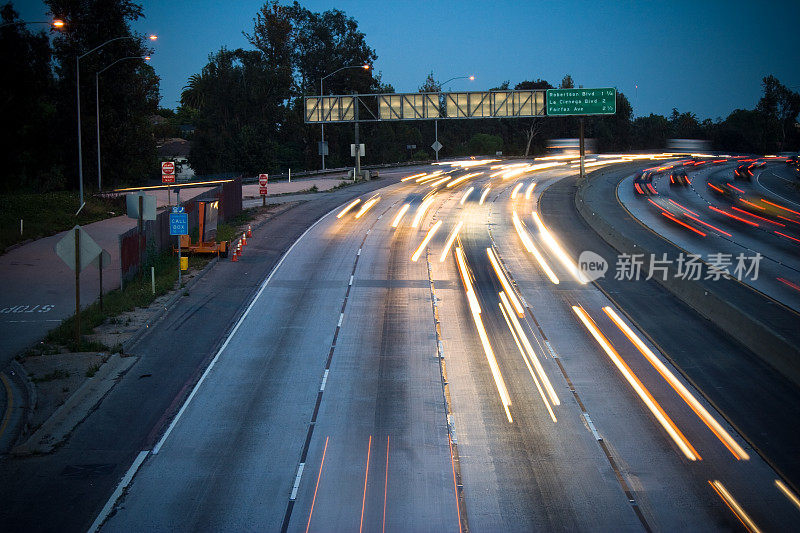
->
(237, 241), (242, 255)
(242, 233), (247, 246)
(231, 247), (239, 262)
(247, 225), (252, 238)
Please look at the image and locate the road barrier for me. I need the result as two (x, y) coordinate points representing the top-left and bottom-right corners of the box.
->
(573, 169), (800, 388)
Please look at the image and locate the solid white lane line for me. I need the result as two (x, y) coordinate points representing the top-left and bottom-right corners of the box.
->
(87, 450), (149, 533)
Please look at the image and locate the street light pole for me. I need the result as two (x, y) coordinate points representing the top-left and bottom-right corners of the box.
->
(95, 56), (149, 191)
(435, 75), (474, 161)
(76, 34), (156, 211)
(319, 63), (370, 170)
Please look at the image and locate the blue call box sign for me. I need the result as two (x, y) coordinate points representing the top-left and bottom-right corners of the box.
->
(169, 213), (189, 235)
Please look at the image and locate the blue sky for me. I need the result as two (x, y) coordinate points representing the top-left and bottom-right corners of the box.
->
(15, 0), (800, 120)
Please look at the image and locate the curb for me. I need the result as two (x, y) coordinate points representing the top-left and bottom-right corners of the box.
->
(11, 353), (137, 456)
(574, 171), (800, 388)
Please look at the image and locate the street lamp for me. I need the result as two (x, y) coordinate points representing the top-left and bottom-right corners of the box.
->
(0, 18), (65, 29)
(75, 34), (156, 211)
(433, 75), (475, 161)
(95, 56), (150, 191)
(319, 63), (370, 170)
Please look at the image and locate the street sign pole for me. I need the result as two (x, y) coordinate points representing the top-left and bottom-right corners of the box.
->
(138, 194), (144, 270)
(177, 188), (181, 288)
(435, 119), (439, 162)
(98, 251), (103, 313)
(580, 118), (586, 180)
(74, 227), (80, 347)
(354, 95), (361, 180)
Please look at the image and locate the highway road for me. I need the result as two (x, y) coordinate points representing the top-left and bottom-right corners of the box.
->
(618, 160), (800, 312)
(98, 159), (800, 532)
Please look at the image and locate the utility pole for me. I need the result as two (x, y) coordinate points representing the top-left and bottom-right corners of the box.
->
(579, 118), (586, 180)
(354, 94), (361, 180)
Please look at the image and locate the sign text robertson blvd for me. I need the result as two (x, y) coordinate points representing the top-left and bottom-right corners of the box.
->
(546, 88), (616, 116)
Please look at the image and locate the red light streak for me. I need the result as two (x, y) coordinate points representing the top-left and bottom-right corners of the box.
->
(662, 212), (707, 236)
(762, 199), (800, 216)
(668, 198), (699, 216)
(730, 206), (784, 226)
(709, 206), (759, 227)
(774, 231), (800, 244)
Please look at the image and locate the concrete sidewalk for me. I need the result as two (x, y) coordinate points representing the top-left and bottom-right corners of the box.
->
(0, 215), (138, 368)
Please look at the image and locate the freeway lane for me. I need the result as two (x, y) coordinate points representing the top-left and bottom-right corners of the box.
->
(102, 179), (460, 532)
(618, 161), (800, 312)
(100, 159), (800, 531)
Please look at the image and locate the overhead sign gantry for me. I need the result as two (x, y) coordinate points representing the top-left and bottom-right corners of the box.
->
(304, 87), (616, 178)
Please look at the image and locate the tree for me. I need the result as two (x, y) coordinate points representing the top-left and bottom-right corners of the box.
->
(632, 114), (670, 150)
(560, 74), (574, 89)
(45, 0), (158, 189)
(757, 75), (800, 151)
(419, 71), (440, 93)
(0, 3), (60, 191)
(515, 79), (552, 156)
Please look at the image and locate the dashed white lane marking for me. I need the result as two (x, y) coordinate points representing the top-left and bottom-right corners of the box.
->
(290, 463), (305, 500)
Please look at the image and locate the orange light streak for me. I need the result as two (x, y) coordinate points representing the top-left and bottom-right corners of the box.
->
(604, 306), (748, 460)
(572, 305), (700, 461)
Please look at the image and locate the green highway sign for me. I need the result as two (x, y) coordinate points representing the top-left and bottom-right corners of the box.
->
(546, 88), (616, 116)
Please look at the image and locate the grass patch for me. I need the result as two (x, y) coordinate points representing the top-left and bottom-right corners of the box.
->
(0, 191), (125, 252)
(86, 362), (102, 378)
(45, 250), (210, 351)
(216, 208), (258, 243)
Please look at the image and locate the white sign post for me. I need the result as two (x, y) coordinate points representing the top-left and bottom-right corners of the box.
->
(162, 161), (176, 205)
(55, 225), (102, 346)
(259, 174), (268, 206)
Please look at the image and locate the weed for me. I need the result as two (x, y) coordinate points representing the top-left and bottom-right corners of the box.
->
(86, 362), (102, 378)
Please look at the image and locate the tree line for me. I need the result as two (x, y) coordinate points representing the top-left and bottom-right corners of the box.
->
(0, 0), (157, 193)
(2, 0), (799, 193)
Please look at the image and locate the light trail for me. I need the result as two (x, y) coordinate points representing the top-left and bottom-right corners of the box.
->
(572, 305), (700, 461)
(479, 187), (491, 205)
(391, 203), (410, 228)
(428, 175), (451, 187)
(460, 187), (475, 205)
(510, 182), (524, 199)
(305, 436), (329, 533)
(359, 435), (372, 533)
(603, 306), (749, 460)
(498, 298), (557, 423)
(411, 220), (442, 262)
(416, 171), (443, 183)
(439, 221), (463, 262)
(401, 172), (427, 182)
(486, 247), (524, 317)
(383, 436), (389, 533)
(512, 211), (559, 284)
(532, 212), (587, 283)
(446, 172), (483, 188)
(709, 480), (761, 533)
(355, 196), (380, 219)
(412, 195), (436, 227)
(499, 291), (560, 407)
(455, 247), (513, 422)
(524, 182), (536, 199)
(775, 479), (800, 512)
(337, 199), (361, 219)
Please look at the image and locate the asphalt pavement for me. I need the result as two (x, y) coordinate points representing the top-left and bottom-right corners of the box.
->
(0, 169), (417, 533)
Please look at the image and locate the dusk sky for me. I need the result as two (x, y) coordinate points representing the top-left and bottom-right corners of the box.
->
(16, 0), (800, 120)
